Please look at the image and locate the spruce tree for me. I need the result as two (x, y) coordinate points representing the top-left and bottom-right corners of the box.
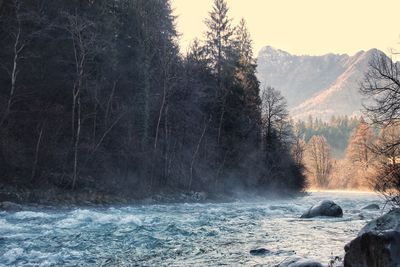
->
(204, 0), (234, 89)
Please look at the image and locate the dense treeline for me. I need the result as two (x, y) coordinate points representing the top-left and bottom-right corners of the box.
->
(293, 117), (372, 189)
(297, 122), (369, 190)
(299, 112), (398, 191)
(0, 0), (305, 200)
(294, 115), (361, 158)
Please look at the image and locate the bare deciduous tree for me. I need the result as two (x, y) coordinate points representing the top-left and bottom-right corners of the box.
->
(260, 86), (289, 148)
(0, 0), (44, 127)
(361, 51), (400, 206)
(306, 135), (332, 188)
(370, 124), (400, 207)
(63, 12), (96, 189)
(361, 53), (400, 128)
(291, 136), (306, 166)
(346, 120), (375, 171)
(188, 116), (211, 191)
(31, 122), (44, 182)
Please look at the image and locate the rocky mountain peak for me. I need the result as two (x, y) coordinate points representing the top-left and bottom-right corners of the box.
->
(256, 46), (385, 121)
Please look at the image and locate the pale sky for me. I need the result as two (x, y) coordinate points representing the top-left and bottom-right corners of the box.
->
(171, 0), (400, 56)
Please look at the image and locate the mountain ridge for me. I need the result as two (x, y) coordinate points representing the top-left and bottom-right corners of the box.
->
(256, 46), (384, 120)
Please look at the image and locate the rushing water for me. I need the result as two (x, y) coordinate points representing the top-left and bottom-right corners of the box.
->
(0, 191), (383, 266)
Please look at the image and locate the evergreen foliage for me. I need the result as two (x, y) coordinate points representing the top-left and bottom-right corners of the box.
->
(294, 115), (360, 157)
(0, 0), (305, 199)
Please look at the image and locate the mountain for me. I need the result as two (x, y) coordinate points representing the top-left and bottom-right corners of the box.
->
(256, 46), (382, 120)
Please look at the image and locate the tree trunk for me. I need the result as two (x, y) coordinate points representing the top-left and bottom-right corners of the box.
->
(31, 124), (44, 182)
(189, 117), (209, 191)
(142, 57), (150, 152)
(1, 15), (24, 127)
(217, 93), (227, 144)
(72, 89), (81, 189)
(154, 73), (166, 150)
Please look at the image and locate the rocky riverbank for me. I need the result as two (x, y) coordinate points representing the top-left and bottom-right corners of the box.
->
(344, 208), (400, 266)
(274, 200), (400, 267)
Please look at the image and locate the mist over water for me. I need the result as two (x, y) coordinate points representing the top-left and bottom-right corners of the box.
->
(0, 192), (382, 266)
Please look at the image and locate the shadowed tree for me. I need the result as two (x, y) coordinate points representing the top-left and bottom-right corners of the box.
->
(233, 18), (261, 146)
(204, 0), (234, 89)
(0, 0), (48, 127)
(62, 12), (96, 189)
(260, 86), (289, 149)
(204, 0), (236, 147)
(291, 135), (306, 167)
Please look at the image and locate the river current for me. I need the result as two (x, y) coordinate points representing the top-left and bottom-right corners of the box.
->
(0, 191), (383, 266)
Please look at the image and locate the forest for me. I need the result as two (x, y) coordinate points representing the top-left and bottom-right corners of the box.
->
(0, 0), (306, 202)
(2, 0), (400, 266)
(295, 115), (398, 190)
(296, 56), (400, 196)
(294, 115), (360, 158)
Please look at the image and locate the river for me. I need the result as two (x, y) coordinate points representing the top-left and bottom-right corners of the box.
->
(0, 191), (383, 266)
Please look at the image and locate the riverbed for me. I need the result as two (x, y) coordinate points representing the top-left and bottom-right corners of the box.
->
(0, 191), (383, 266)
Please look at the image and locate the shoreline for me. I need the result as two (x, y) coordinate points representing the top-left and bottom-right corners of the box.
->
(307, 188), (375, 194)
(0, 185), (308, 210)
(1, 185), (379, 210)
(0, 184), (378, 211)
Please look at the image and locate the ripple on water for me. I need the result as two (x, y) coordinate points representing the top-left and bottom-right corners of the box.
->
(0, 191), (384, 266)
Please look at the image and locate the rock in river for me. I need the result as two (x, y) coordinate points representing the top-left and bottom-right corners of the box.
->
(361, 203), (380, 210)
(301, 200), (343, 218)
(344, 209), (400, 267)
(249, 248), (270, 256)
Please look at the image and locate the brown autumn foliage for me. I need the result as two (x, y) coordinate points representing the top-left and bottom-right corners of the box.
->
(304, 135), (332, 188)
(333, 121), (376, 190)
(370, 123), (400, 205)
(360, 52), (400, 206)
(303, 122), (376, 190)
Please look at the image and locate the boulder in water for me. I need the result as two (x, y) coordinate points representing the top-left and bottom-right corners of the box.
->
(274, 256), (323, 267)
(250, 248), (270, 256)
(344, 209), (400, 267)
(361, 204), (380, 210)
(301, 200), (343, 218)
(358, 208), (400, 235)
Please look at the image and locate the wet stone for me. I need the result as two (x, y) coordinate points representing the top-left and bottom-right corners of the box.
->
(361, 204), (380, 210)
(250, 248), (270, 256)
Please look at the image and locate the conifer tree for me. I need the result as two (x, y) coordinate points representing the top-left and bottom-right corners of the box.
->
(204, 0), (234, 89)
(233, 18), (261, 144)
